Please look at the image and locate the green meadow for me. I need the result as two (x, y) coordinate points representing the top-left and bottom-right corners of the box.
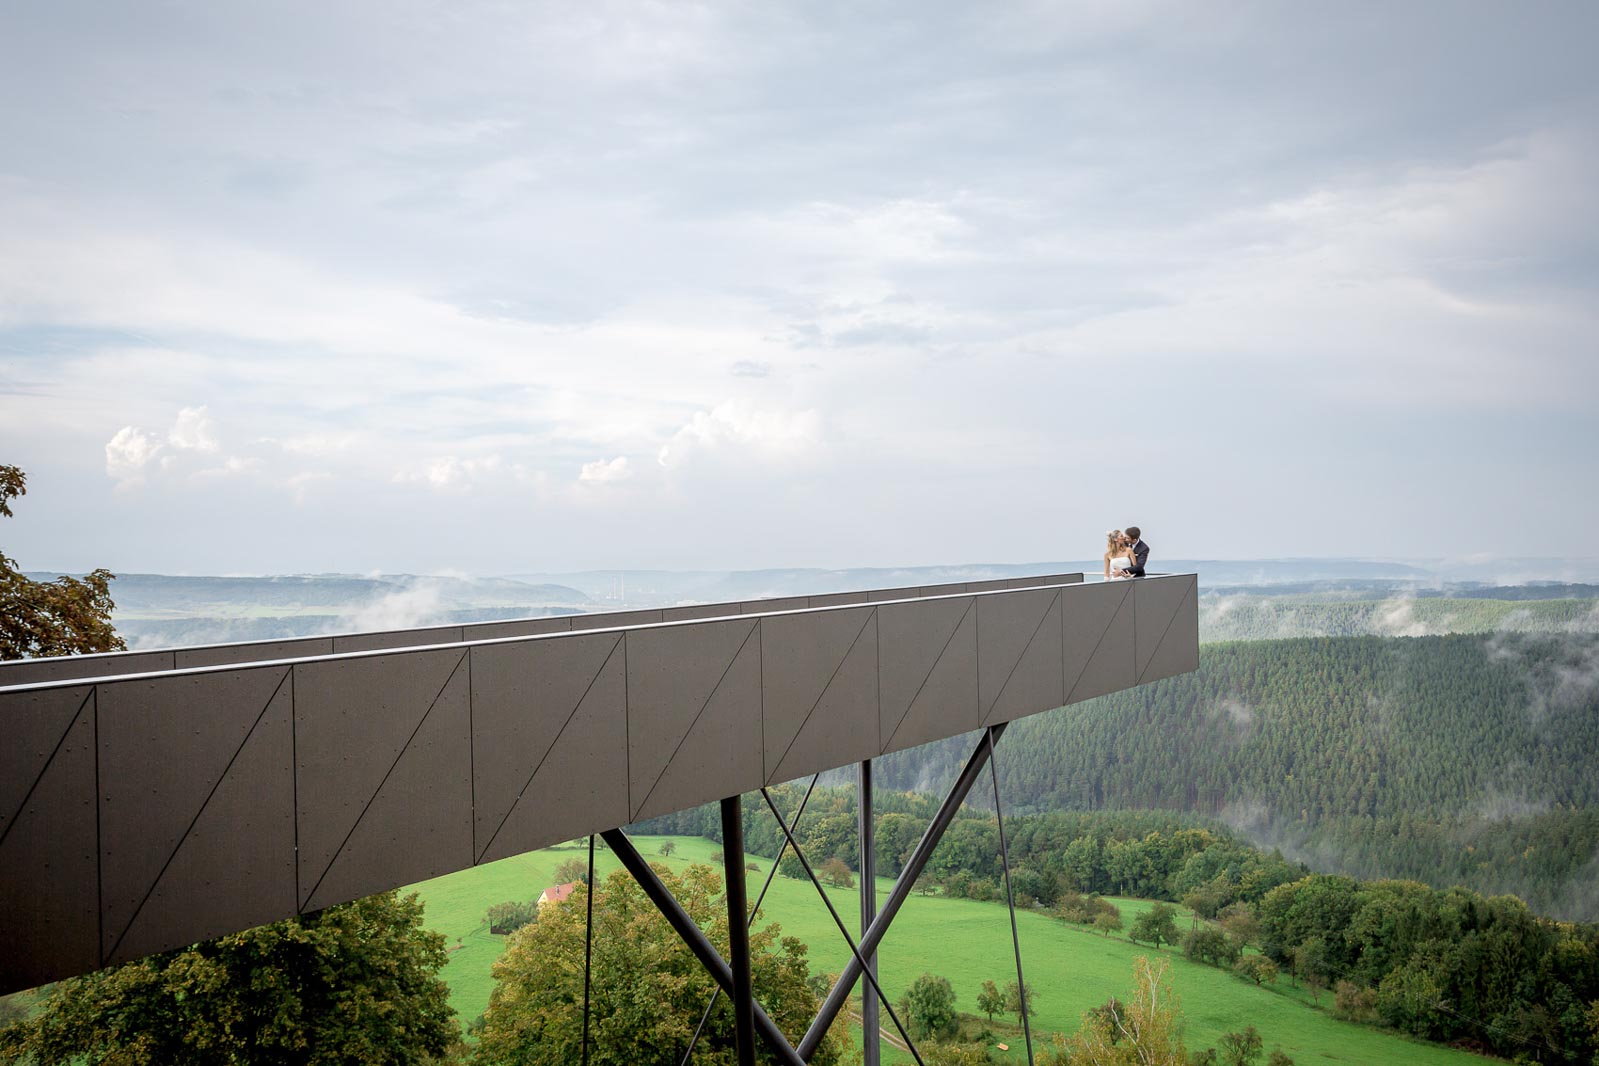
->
(407, 834), (1500, 1065)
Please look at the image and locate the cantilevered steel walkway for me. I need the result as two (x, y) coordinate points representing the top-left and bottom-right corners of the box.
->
(0, 570), (1198, 1060)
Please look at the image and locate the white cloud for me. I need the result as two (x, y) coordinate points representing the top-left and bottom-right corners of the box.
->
(392, 456), (506, 491)
(104, 426), (163, 484)
(578, 456), (632, 484)
(657, 401), (821, 469)
(167, 405), (219, 452)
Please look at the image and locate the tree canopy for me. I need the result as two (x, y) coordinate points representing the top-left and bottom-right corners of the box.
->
(474, 863), (844, 1066)
(1, 465), (125, 660)
(0, 891), (457, 1065)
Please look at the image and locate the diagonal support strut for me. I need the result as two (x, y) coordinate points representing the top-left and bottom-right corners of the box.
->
(798, 723), (1008, 1060)
(601, 828), (806, 1066)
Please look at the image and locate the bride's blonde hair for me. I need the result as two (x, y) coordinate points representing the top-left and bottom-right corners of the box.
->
(1106, 529), (1124, 552)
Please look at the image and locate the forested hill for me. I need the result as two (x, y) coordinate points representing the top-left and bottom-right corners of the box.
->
(875, 633), (1599, 920)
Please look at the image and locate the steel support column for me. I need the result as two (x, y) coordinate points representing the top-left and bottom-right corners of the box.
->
(600, 829), (805, 1066)
(722, 796), (756, 1066)
(858, 759), (879, 1066)
(798, 724), (1008, 1060)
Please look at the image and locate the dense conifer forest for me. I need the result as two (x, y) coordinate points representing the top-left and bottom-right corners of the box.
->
(857, 633), (1599, 921)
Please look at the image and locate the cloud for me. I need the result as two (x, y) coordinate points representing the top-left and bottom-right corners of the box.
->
(104, 426), (163, 484)
(167, 405), (219, 452)
(656, 400), (821, 469)
(578, 456), (632, 485)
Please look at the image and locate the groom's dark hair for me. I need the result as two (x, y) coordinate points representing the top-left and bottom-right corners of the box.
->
(1125, 526), (1141, 540)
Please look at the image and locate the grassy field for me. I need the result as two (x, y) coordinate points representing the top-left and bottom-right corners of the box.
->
(406, 834), (1501, 1064)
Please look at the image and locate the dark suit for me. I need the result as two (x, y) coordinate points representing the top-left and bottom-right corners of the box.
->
(1128, 539), (1149, 577)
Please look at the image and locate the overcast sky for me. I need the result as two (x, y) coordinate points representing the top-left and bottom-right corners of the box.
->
(2, 1), (1595, 575)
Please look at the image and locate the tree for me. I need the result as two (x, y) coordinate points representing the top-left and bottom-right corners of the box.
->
(820, 857), (856, 889)
(897, 973), (959, 1043)
(1095, 910), (1125, 938)
(658, 840), (677, 857)
(1232, 956), (1279, 987)
(0, 891), (458, 1065)
(1217, 1026), (1263, 1066)
(1051, 956), (1187, 1066)
(1265, 1051), (1294, 1066)
(1292, 938), (1329, 1002)
(476, 864), (844, 1066)
(554, 857), (588, 884)
(1, 465), (125, 660)
(1332, 980), (1377, 1024)
(1130, 903), (1179, 949)
(1217, 903), (1259, 951)
(1005, 980), (1037, 1026)
(487, 899), (535, 935)
(977, 980), (1005, 1024)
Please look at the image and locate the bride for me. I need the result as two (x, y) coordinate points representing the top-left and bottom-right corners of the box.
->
(1103, 530), (1134, 579)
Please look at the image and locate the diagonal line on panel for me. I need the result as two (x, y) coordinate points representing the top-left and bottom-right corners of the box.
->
(770, 608), (876, 782)
(476, 636), (622, 864)
(301, 651), (467, 909)
(0, 688), (93, 853)
(1136, 580), (1197, 685)
(105, 668), (291, 961)
(883, 599), (974, 753)
(1064, 584), (1130, 705)
(984, 589), (1061, 721)
(632, 621), (758, 821)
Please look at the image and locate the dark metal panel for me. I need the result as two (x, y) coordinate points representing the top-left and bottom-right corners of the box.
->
(877, 596), (973, 755)
(967, 578), (1010, 593)
(881, 597), (979, 755)
(470, 616), (573, 640)
(808, 591), (868, 608)
(477, 646), (627, 863)
(0, 651), (175, 686)
(469, 634), (627, 862)
(96, 667), (291, 959)
(661, 604), (734, 622)
(976, 588), (1060, 715)
(302, 657), (473, 911)
(980, 588), (1066, 726)
(0, 685), (93, 834)
(292, 648), (466, 909)
(867, 585), (922, 603)
(106, 678), (296, 963)
(0, 693), (98, 990)
(1132, 576), (1194, 681)
(176, 638), (333, 669)
(762, 608), (878, 784)
(1137, 577), (1200, 684)
(332, 626), (464, 654)
(571, 609), (662, 631)
(920, 583), (967, 596)
(740, 596), (809, 614)
(1065, 583), (1137, 704)
(628, 620), (762, 822)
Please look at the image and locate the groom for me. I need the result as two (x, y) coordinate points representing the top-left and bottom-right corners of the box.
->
(1124, 526), (1150, 577)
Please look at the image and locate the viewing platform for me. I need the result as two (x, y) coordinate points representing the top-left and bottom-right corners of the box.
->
(0, 571), (1197, 994)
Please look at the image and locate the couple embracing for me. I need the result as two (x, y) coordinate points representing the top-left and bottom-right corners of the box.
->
(1103, 526), (1149, 580)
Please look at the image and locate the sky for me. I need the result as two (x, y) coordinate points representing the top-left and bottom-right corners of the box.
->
(1, 1), (1596, 575)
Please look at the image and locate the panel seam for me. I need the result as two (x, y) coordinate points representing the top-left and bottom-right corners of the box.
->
(883, 598), (975, 753)
(770, 609), (875, 783)
(984, 588), (1061, 725)
(1136, 580), (1197, 684)
(300, 651), (466, 910)
(106, 667), (292, 962)
(476, 636), (622, 864)
(633, 621), (759, 821)
(1064, 584), (1131, 705)
(0, 686), (94, 853)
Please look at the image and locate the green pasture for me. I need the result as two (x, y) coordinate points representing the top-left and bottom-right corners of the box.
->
(406, 834), (1500, 1064)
